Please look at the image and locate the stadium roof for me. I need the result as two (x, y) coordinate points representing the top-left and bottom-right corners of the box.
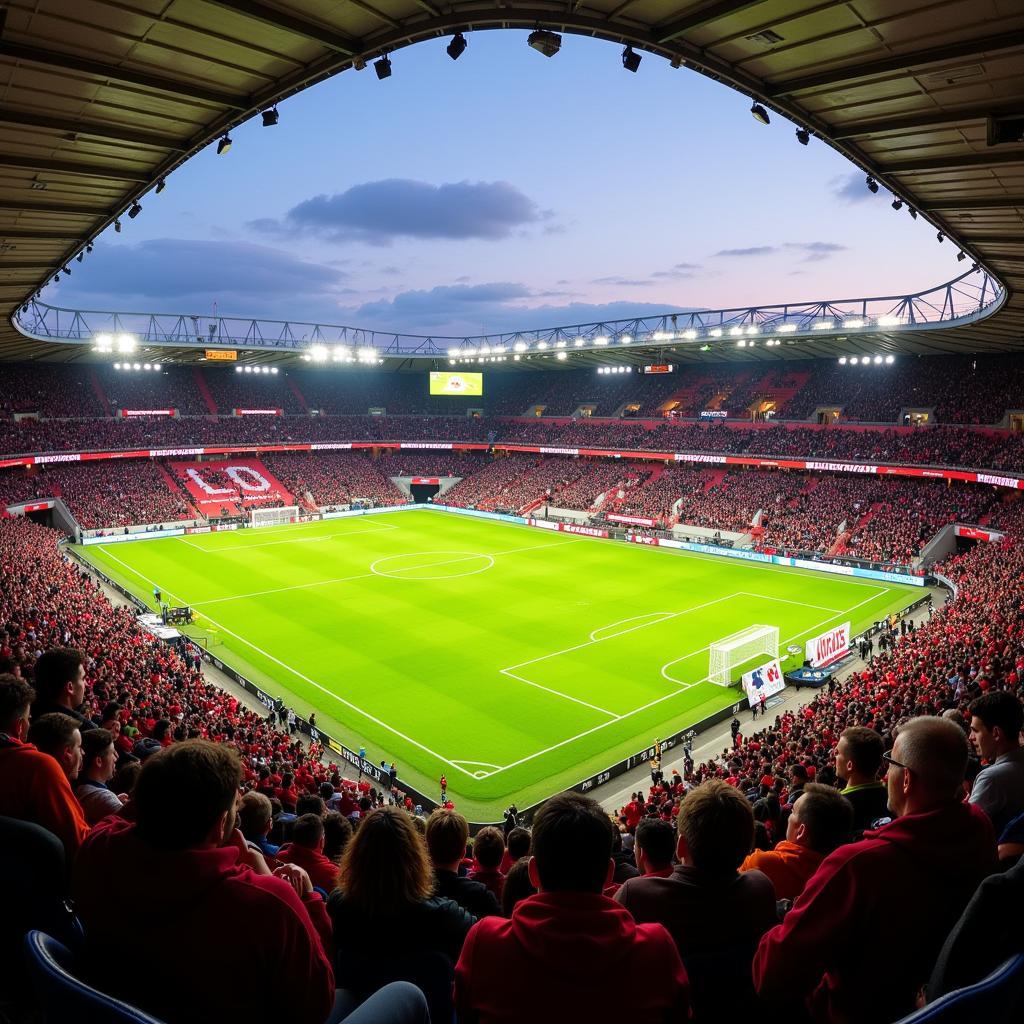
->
(1, 0), (1022, 364)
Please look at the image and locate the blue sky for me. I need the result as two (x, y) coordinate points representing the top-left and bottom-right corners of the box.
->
(47, 31), (960, 338)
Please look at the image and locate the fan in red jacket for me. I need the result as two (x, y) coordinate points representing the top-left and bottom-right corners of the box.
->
(73, 741), (334, 1024)
(455, 792), (690, 1024)
(276, 812), (340, 893)
(754, 717), (997, 1024)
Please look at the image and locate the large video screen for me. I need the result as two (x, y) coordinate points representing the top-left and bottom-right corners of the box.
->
(429, 371), (483, 396)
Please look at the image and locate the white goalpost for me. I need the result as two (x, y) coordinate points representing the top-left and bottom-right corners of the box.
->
(249, 505), (300, 528)
(708, 624), (779, 686)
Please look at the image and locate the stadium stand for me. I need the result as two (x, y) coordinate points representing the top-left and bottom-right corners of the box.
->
(262, 452), (407, 509)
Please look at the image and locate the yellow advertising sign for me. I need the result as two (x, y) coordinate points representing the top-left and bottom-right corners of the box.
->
(429, 371), (483, 396)
(205, 349), (237, 361)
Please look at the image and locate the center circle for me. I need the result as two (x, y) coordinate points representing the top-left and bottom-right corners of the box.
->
(369, 550), (495, 581)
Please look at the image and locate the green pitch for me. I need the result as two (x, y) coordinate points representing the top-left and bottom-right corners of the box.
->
(77, 510), (921, 821)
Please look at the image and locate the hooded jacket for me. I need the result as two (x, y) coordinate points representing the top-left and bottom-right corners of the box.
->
(753, 800), (996, 1024)
(73, 817), (334, 1024)
(741, 840), (825, 902)
(0, 734), (89, 857)
(454, 890), (690, 1023)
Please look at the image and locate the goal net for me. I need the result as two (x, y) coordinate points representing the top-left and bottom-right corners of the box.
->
(250, 505), (300, 528)
(708, 624), (779, 687)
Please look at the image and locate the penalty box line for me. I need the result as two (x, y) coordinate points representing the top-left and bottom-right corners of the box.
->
(177, 519), (399, 553)
(96, 545), (484, 779)
(487, 584), (892, 780)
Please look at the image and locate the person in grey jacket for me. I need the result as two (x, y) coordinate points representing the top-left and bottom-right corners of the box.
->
(968, 691), (1024, 835)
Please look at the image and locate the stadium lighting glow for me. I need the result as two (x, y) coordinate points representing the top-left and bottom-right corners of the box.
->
(332, 347), (347, 361)
(885, 355), (895, 364)
(357, 347), (377, 361)
(310, 345), (328, 361)
(873, 355), (883, 364)
(838, 356), (847, 365)
(463, 347), (476, 356)
(554, 340), (566, 348)
(737, 339), (747, 347)
(536, 341), (548, 350)
(113, 363), (121, 370)
(132, 362), (141, 370)
(876, 315), (901, 327)
(93, 333), (113, 352)
(709, 328), (722, 338)
(746, 326), (760, 335)
(812, 321), (833, 330)
(849, 356), (859, 365)
(619, 335), (632, 344)
(728, 327), (742, 336)
(574, 337), (585, 347)
(682, 330), (698, 340)
(594, 336), (609, 346)
(513, 342), (528, 352)
(777, 324), (798, 333)
(448, 347), (460, 357)
(143, 363), (151, 371)
(244, 366), (253, 373)
(843, 319), (865, 328)
(449, 359), (456, 365)
(116, 334), (137, 353)
(235, 365), (243, 373)
(557, 351), (567, 360)
(494, 346), (506, 354)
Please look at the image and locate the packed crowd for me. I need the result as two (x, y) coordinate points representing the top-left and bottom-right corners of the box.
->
(98, 366), (212, 417)
(442, 455), (605, 513)
(263, 452), (407, 509)
(547, 462), (644, 512)
(0, 461), (193, 528)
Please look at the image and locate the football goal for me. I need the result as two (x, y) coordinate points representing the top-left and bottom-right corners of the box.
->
(708, 624), (779, 687)
(250, 505), (300, 528)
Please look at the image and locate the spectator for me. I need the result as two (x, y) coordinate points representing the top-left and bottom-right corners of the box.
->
(634, 817), (676, 878)
(500, 825), (531, 873)
(615, 779), (776, 1023)
(74, 727), (125, 825)
(426, 809), (501, 919)
(73, 740), (335, 1024)
(323, 811), (354, 865)
(30, 647), (95, 732)
(237, 790), (279, 860)
(500, 858), (537, 917)
(835, 725), (890, 833)
(277, 813), (341, 893)
(469, 826), (506, 903)
(454, 793), (690, 1023)
(968, 690), (1024, 835)
(753, 717), (998, 1024)
(27, 712), (83, 782)
(328, 806), (475, 1006)
(0, 674), (89, 857)
(740, 783), (853, 901)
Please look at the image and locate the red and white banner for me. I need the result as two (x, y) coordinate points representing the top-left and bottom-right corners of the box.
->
(19, 500), (55, 512)
(527, 518), (609, 538)
(409, 477), (441, 485)
(627, 534), (660, 546)
(400, 442), (452, 449)
(742, 658), (785, 706)
(955, 525), (1004, 542)
(121, 409), (176, 418)
(805, 622), (852, 669)
(170, 458), (294, 512)
(234, 408), (282, 416)
(607, 513), (658, 528)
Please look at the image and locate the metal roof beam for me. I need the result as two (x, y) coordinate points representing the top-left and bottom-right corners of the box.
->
(0, 108), (186, 150)
(884, 150), (1024, 174)
(0, 199), (108, 215)
(198, 0), (360, 55)
(926, 196), (1024, 210)
(656, 1), (767, 44)
(833, 105), (1023, 140)
(0, 229), (85, 240)
(0, 154), (149, 182)
(0, 41), (249, 109)
(0, 261), (57, 271)
(768, 30), (1024, 96)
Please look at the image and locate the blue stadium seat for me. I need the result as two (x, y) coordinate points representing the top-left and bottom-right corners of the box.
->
(895, 954), (1024, 1024)
(24, 930), (166, 1024)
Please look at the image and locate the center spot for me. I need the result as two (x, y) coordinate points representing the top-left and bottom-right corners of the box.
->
(370, 550), (495, 581)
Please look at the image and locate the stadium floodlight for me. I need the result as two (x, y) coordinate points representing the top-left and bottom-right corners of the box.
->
(866, 175), (879, 193)
(619, 335), (631, 344)
(777, 323), (797, 333)
(621, 46), (641, 73)
(937, 231), (944, 243)
(957, 250), (967, 261)
(737, 339), (747, 347)
(553, 340), (566, 349)
(849, 356), (859, 365)
(527, 29), (561, 57)
(261, 107), (279, 127)
(843, 318), (865, 328)
(155, 179), (166, 194)
(358, 347), (377, 361)
(513, 341), (528, 352)
(795, 127), (810, 146)
(682, 329), (698, 340)
(812, 320), (833, 330)
(216, 133), (232, 155)
(891, 197), (903, 210)
(885, 355), (895, 364)
(463, 347), (476, 356)
(750, 101), (770, 125)
(447, 33), (467, 60)
(310, 345), (328, 361)
(908, 206), (917, 220)
(709, 328), (723, 338)
(574, 337), (585, 347)
(746, 325), (760, 335)
(876, 315), (901, 326)
(128, 201), (141, 219)
(116, 333), (137, 353)
(113, 363), (121, 370)
(143, 363), (151, 371)
(86, 242), (93, 252)
(93, 333), (113, 352)
(114, 219), (122, 233)
(536, 341), (548, 350)
(132, 362), (141, 370)
(243, 366), (252, 373)
(77, 252), (84, 262)
(479, 344), (491, 355)
(594, 336), (609, 345)
(374, 55), (392, 79)
(839, 356), (847, 365)
(557, 351), (567, 360)
(728, 326), (742, 336)
(873, 355), (883, 364)
(235, 365), (242, 373)
(332, 347), (347, 361)
(448, 347), (460, 357)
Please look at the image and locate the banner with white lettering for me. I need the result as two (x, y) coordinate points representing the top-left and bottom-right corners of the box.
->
(805, 621), (852, 668)
(741, 658), (785, 707)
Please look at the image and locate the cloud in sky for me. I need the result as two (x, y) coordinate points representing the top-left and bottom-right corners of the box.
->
(250, 179), (547, 245)
(713, 245), (778, 257)
(713, 242), (846, 262)
(831, 172), (877, 203)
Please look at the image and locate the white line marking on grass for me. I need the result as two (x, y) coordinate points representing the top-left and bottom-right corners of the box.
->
(499, 667), (620, 718)
(736, 591), (845, 613)
(180, 522), (398, 553)
(370, 551), (495, 581)
(589, 613), (675, 642)
(192, 572), (378, 606)
(95, 546), (479, 779)
(489, 586), (894, 778)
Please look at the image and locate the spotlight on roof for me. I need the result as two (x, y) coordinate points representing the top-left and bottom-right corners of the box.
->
(885, 354), (895, 364)
(374, 55), (392, 79)
(128, 200), (142, 219)
(528, 29), (561, 57)
(261, 107), (279, 127)
(155, 179), (166, 194)
(750, 101), (770, 125)
(866, 176), (879, 193)
(76, 252), (84, 262)
(447, 32), (467, 60)
(62, 265), (71, 275)
(957, 250), (967, 262)
(113, 219), (122, 233)
(891, 197), (903, 210)
(795, 127), (810, 145)
(621, 46), (641, 73)
(86, 242), (94, 253)
(936, 231), (944, 243)
(908, 206), (917, 220)
(838, 356), (847, 365)
(217, 134), (232, 156)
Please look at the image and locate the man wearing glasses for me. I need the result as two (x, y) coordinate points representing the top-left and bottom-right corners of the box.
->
(753, 716), (996, 1024)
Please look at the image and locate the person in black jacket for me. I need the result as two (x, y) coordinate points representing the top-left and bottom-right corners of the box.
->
(425, 809), (501, 919)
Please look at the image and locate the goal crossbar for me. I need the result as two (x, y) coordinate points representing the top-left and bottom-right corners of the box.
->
(250, 505), (300, 528)
(708, 624), (779, 687)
